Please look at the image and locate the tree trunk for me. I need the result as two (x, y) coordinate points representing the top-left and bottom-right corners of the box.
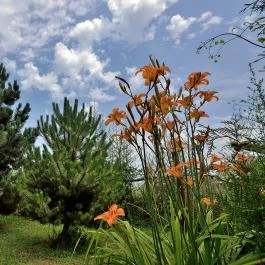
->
(57, 219), (71, 248)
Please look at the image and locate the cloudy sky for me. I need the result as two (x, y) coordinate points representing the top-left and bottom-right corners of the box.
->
(0, 0), (260, 130)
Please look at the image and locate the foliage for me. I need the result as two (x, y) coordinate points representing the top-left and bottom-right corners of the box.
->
(242, 0), (265, 37)
(107, 133), (140, 197)
(83, 206), (265, 265)
(0, 63), (31, 214)
(216, 156), (265, 253)
(20, 98), (126, 247)
(82, 57), (265, 264)
(209, 52), (265, 255)
(0, 170), (21, 215)
(241, 65), (265, 143)
(212, 64), (265, 154)
(197, 0), (265, 69)
(107, 133), (146, 224)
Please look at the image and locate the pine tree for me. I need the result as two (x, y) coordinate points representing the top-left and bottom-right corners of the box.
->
(21, 98), (126, 246)
(0, 63), (31, 214)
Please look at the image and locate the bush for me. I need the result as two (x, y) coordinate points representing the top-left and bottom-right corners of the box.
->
(217, 155), (265, 253)
(0, 170), (21, 214)
(21, 98), (127, 247)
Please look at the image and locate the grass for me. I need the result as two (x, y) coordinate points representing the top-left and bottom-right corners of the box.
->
(0, 215), (85, 265)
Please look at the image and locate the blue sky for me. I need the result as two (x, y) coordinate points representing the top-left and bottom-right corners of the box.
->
(0, 0), (260, 131)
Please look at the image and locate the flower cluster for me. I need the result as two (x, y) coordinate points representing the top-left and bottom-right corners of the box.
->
(100, 59), (224, 223)
(106, 65), (216, 145)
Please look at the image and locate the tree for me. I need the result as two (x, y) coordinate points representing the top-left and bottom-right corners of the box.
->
(212, 64), (265, 154)
(0, 63), (31, 214)
(198, 1), (265, 153)
(243, 64), (265, 140)
(197, 0), (265, 70)
(21, 98), (126, 247)
(108, 132), (143, 183)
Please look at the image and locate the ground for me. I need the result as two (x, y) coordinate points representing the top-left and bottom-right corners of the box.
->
(0, 215), (85, 265)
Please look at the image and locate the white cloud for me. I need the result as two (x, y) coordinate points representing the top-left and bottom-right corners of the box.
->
(166, 14), (196, 44)
(20, 48), (36, 62)
(53, 42), (119, 102)
(124, 66), (144, 92)
(0, 1), (27, 16)
(54, 42), (95, 76)
(18, 62), (62, 99)
(2, 58), (17, 72)
(0, 0), (178, 56)
(0, 0), (96, 55)
(2, 0), (221, 104)
(187, 33), (196, 39)
(64, 0), (97, 16)
(107, 0), (179, 43)
(54, 42), (119, 85)
(0, 0), (180, 102)
(198, 11), (212, 22)
(88, 87), (115, 102)
(166, 11), (222, 44)
(199, 12), (222, 31)
(68, 17), (111, 48)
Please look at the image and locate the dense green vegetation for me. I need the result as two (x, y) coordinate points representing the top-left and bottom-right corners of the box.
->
(19, 97), (129, 247)
(0, 63), (31, 215)
(86, 57), (265, 265)
(0, 1), (265, 264)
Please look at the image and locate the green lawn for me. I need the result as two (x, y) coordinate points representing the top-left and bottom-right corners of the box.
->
(0, 215), (85, 265)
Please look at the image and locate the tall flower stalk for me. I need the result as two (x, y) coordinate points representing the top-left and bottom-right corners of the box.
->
(103, 57), (220, 262)
(89, 57), (265, 265)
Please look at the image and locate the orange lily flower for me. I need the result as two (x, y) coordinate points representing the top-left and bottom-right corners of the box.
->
(235, 152), (250, 162)
(209, 154), (223, 163)
(177, 95), (193, 109)
(209, 154), (230, 171)
(197, 90), (219, 102)
(135, 65), (170, 86)
(158, 95), (178, 115)
(136, 116), (154, 134)
(105, 108), (127, 125)
(187, 109), (209, 122)
(165, 161), (193, 178)
(165, 166), (183, 178)
(162, 120), (175, 130)
(185, 72), (210, 90)
(212, 162), (230, 171)
(128, 93), (146, 108)
(94, 204), (125, 226)
(194, 133), (208, 143)
(201, 197), (217, 206)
